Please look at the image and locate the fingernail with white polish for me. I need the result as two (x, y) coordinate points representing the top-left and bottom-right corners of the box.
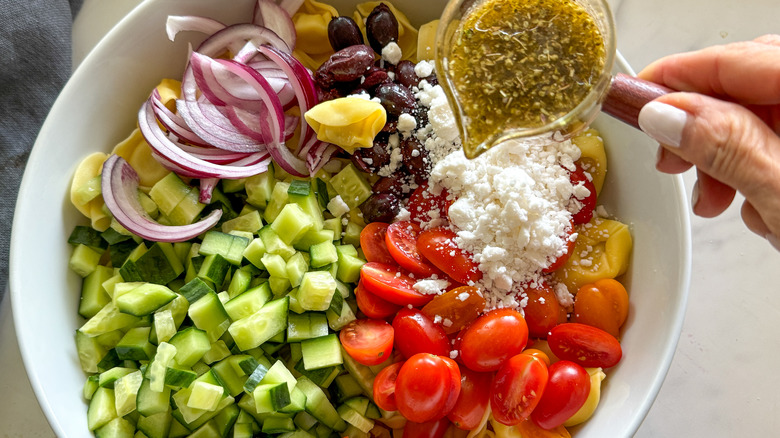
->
(767, 234), (780, 252)
(638, 101), (689, 147)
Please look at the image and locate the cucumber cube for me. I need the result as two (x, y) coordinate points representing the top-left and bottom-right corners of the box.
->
(286, 252), (309, 288)
(309, 241), (338, 268)
(253, 383), (290, 413)
(76, 329), (108, 374)
(149, 172), (192, 216)
(80, 302), (141, 337)
(246, 168), (275, 208)
(69, 244), (103, 277)
(115, 283), (177, 317)
(242, 238), (267, 269)
(221, 210), (263, 234)
(88, 387), (117, 430)
(298, 271), (337, 312)
(167, 188), (206, 226)
(270, 203), (315, 245)
(79, 265), (113, 319)
(261, 253), (289, 278)
(301, 334), (343, 371)
(168, 327), (210, 368)
(329, 164), (372, 209)
(187, 382), (223, 411)
(228, 297), (289, 351)
(263, 181), (291, 223)
(153, 309), (176, 343)
(95, 417), (135, 438)
(188, 292), (231, 342)
(258, 226), (296, 260)
(115, 327), (156, 360)
(224, 282), (273, 321)
(114, 370), (143, 417)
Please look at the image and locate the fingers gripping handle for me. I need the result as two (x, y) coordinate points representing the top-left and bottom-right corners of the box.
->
(602, 73), (674, 129)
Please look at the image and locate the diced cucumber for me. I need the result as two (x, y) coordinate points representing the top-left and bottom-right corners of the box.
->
(226, 267), (251, 299)
(279, 385), (307, 414)
(242, 238), (267, 269)
(168, 187), (206, 226)
(179, 277), (214, 304)
(188, 291), (231, 342)
(79, 265), (114, 319)
(188, 381), (224, 411)
(232, 423), (253, 438)
(84, 374), (100, 400)
(287, 312), (329, 343)
(285, 252), (308, 288)
(293, 360), (341, 389)
(115, 283), (177, 317)
(243, 362), (269, 394)
(264, 181), (291, 223)
(95, 417), (135, 438)
(336, 253), (364, 284)
(329, 164), (372, 209)
(294, 411), (319, 431)
(269, 276), (292, 297)
(293, 228), (335, 252)
(339, 347), (375, 397)
(270, 203), (315, 245)
(245, 168), (275, 208)
(213, 403), (240, 437)
(76, 329), (108, 373)
(165, 367), (197, 390)
(121, 242), (184, 285)
(136, 410), (173, 438)
(297, 271), (336, 312)
(333, 374), (365, 402)
(258, 226), (296, 259)
(197, 254), (231, 286)
(137, 378), (172, 416)
(228, 297), (289, 351)
(224, 282), (272, 321)
(152, 309), (176, 344)
(209, 357), (246, 397)
(326, 299), (356, 331)
(115, 327), (156, 361)
(202, 340), (231, 364)
(343, 397), (369, 416)
(99, 367), (136, 389)
(253, 382), (291, 413)
(149, 173), (192, 216)
(296, 376), (347, 432)
(69, 244), (103, 277)
(168, 327), (210, 368)
(309, 240), (338, 269)
(301, 334), (343, 371)
(262, 253), (289, 278)
(80, 302), (141, 337)
(96, 349), (122, 373)
(337, 405), (373, 433)
(221, 210), (263, 234)
(261, 415), (296, 434)
(200, 231), (251, 266)
(278, 429), (317, 438)
(88, 387), (117, 430)
(365, 402), (381, 420)
(114, 370), (143, 416)
(342, 222), (362, 247)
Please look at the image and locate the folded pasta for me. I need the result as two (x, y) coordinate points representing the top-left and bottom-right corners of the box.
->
(304, 96), (387, 153)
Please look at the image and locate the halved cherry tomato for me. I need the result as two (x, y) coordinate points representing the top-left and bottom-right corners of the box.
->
(407, 182), (452, 225)
(403, 417), (451, 438)
(440, 354), (462, 415)
(572, 279), (630, 338)
(417, 227), (482, 285)
(542, 223), (576, 273)
(373, 361), (404, 411)
(521, 348), (551, 366)
(392, 308), (450, 358)
(360, 222), (396, 265)
(490, 354), (548, 426)
(355, 280), (402, 319)
(447, 366), (493, 430)
(360, 262), (435, 307)
(456, 308), (528, 372)
(396, 354), (462, 423)
(570, 165), (597, 225)
(531, 360), (591, 430)
(523, 283), (563, 338)
(340, 319), (394, 366)
(386, 221), (441, 277)
(421, 286), (486, 335)
(547, 323), (622, 368)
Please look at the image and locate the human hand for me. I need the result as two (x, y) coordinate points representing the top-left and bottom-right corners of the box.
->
(637, 35), (780, 250)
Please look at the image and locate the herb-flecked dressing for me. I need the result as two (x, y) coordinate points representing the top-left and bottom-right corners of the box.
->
(449, 0), (606, 151)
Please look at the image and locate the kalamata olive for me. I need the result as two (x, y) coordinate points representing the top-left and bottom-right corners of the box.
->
(359, 68), (390, 91)
(394, 60), (420, 89)
(352, 133), (391, 172)
(365, 3), (399, 54)
(360, 192), (400, 223)
(374, 82), (416, 117)
(314, 45), (375, 88)
(373, 175), (407, 196)
(328, 16), (364, 51)
(401, 137), (430, 184)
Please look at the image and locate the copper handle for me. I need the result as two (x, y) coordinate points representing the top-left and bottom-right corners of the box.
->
(602, 73), (674, 129)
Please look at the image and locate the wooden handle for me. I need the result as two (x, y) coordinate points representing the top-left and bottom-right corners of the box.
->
(602, 73), (674, 129)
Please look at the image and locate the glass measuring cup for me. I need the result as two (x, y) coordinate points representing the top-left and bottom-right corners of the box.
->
(436, 0), (671, 158)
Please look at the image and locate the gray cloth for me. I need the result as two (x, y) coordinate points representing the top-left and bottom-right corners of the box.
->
(0, 0), (84, 297)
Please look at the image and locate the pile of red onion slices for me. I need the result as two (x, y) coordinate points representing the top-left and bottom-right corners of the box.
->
(104, 0), (340, 242)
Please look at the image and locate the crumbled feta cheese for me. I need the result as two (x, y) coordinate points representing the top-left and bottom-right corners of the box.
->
(414, 60), (434, 78)
(413, 279), (450, 295)
(327, 195), (350, 217)
(397, 113), (417, 134)
(381, 42), (402, 65)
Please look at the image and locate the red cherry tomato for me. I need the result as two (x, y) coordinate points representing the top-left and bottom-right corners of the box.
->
(373, 361), (403, 412)
(417, 227), (482, 285)
(521, 348), (551, 366)
(360, 222), (396, 265)
(547, 323), (622, 368)
(447, 366), (493, 430)
(392, 308), (451, 358)
(440, 354), (462, 415)
(403, 417), (451, 438)
(407, 182), (452, 225)
(355, 281), (402, 319)
(360, 262), (435, 307)
(457, 308), (529, 372)
(386, 221), (441, 277)
(523, 283), (563, 338)
(531, 360), (591, 430)
(542, 223), (576, 273)
(339, 319), (394, 366)
(490, 354), (548, 426)
(396, 354), (461, 423)
(570, 165), (597, 225)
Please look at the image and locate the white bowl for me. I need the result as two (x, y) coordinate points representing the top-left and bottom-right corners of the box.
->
(10, 0), (691, 437)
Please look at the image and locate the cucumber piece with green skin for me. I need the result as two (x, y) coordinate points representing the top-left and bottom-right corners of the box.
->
(289, 184), (325, 233)
(69, 244), (103, 277)
(329, 164), (372, 209)
(114, 370), (144, 417)
(84, 374), (100, 400)
(342, 221), (362, 247)
(262, 415), (297, 433)
(164, 367), (197, 389)
(228, 296), (289, 351)
(301, 334), (343, 371)
(242, 237), (267, 269)
(96, 349), (122, 373)
(337, 404), (373, 433)
(336, 253), (365, 284)
(309, 240), (339, 269)
(286, 252), (309, 288)
(76, 329), (108, 373)
(294, 411), (319, 431)
(88, 387), (118, 430)
(79, 265), (114, 319)
(278, 385), (307, 414)
(197, 254), (231, 286)
(210, 357), (248, 397)
(168, 327), (210, 368)
(94, 416), (135, 438)
(253, 382), (291, 413)
(149, 172), (192, 216)
(342, 397), (369, 416)
(199, 231), (251, 266)
(187, 381), (224, 411)
(212, 403), (240, 437)
(221, 209), (263, 235)
(136, 378), (171, 416)
(322, 218), (342, 239)
(188, 291), (231, 343)
(115, 327), (156, 360)
(269, 276), (292, 297)
(326, 298), (357, 331)
(99, 367), (136, 389)
(245, 167), (275, 208)
(293, 359), (341, 388)
(270, 203), (316, 245)
(333, 374), (365, 402)
(202, 340), (231, 364)
(136, 410), (173, 438)
(101, 227), (131, 245)
(297, 271), (337, 312)
(293, 228), (335, 253)
(81, 302), (141, 337)
(364, 402), (381, 420)
(262, 253), (289, 278)
(151, 309), (176, 344)
(167, 187), (206, 226)
(279, 429), (317, 438)
(109, 239), (137, 268)
(296, 376), (347, 432)
(232, 423), (253, 438)
(121, 242), (183, 285)
(258, 226), (296, 259)
(223, 282), (272, 321)
(243, 363), (269, 394)
(264, 181), (291, 223)
(115, 283), (177, 317)
(226, 266), (252, 299)
(179, 277), (214, 304)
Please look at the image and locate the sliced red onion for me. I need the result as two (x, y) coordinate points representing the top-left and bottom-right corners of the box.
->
(101, 154), (222, 242)
(252, 0), (297, 50)
(306, 142), (339, 174)
(166, 15), (226, 42)
(199, 177), (219, 203)
(196, 23), (289, 59)
(278, 0), (305, 16)
(176, 99), (265, 153)
(150, 89), (209, 146)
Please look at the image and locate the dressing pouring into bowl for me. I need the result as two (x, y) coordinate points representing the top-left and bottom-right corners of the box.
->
(435, 0), (673, 158)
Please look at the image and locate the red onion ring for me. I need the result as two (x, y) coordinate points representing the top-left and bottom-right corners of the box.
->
(166, 15), (226, 42)
(252, 0), (297, 51)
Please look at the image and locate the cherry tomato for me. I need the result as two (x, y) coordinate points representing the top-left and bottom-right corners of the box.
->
(542, 223), (576, 273)
(457, 308), (528, 372)
(407, 182), (452, 225)
(417, 227), (482, 285)
(355, 280), (402, 319)
(340, 319), (394, 366)
(547, 323), (622, 368)
(403, 417), (451, 438)
(373, 361), (403, 412)
(360, 222), (396, 265)
(523, 283), (563, 338)
(447, 366), (492, 430)
(386, 221), (441, 277)
(392, 308), (451, 358)
(490, 354), (548, 426)
(440, 355), (462, 415)
(572, 279), (630, 338)
(396, 354), (462, 423)
(570, 165), (597, 225)
(521, 348), (551, 366)
(360, 262), (435, 307)
(531, 360), (591, 430)
(421, 286), (486, 335)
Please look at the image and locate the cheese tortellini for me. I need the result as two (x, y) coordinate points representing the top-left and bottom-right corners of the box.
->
(291, 0), (340, 70)
(572, 128), (608, 195)
(304, 97), (387, 153)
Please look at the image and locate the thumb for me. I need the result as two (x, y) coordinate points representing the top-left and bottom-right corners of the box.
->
(638, 93), (780, 214)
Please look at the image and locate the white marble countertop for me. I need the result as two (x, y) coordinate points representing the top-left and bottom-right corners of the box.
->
(2, 0), (780, 436)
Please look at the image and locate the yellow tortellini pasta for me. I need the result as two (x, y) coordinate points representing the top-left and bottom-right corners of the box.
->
(416, 19), (439, 62)
(70, 152), (111, 231)
(112, 128), (168, 189)
(572, 128), (608, 196)
(292, 0), (339, 69)
(353, 1), (418, 62)
(304, 97), (387, 153)
(490, 417), (570, 438)
(564, 367), (607, 427)
(556, 218), (632, 292)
